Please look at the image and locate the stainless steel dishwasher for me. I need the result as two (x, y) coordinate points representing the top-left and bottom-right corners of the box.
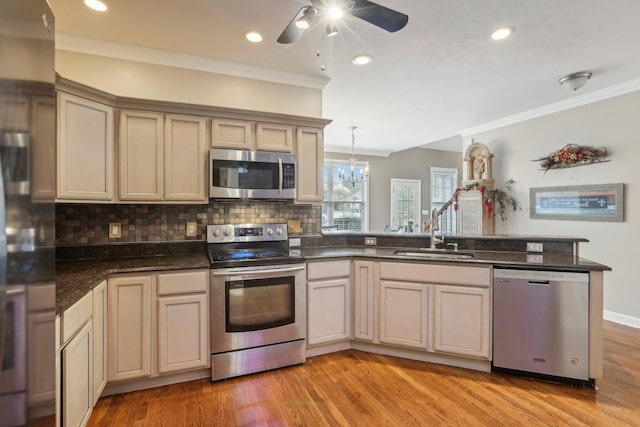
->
(492, 268), (592, 386)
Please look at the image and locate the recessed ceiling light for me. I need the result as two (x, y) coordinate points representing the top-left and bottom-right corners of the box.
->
(352, 54), (373, 66)
(84, 0), (108, 12)
(490, 26), (514, 41)
(245, 31), (263, 43)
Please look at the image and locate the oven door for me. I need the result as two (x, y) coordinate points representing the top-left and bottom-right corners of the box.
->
(211, 264), (305, 354)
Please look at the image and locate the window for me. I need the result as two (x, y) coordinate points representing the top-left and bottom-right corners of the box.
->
(430, 167), (458, 235)
(390, 179), (421, 233)
(323, 160), (369, 231)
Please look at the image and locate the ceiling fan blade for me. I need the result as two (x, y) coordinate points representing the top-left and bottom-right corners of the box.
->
(349, 0), (408, 33)
(277, 6), (317, 44)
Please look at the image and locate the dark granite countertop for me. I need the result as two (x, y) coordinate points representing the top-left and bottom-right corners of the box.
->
(56, 253), (209, 314)
(298, 246), (611, 272)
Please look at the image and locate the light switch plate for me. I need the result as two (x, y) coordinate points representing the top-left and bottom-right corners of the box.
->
(527, 242), (544, 252)
(109, 223), (121, 239)
(186, 222), (197, 237)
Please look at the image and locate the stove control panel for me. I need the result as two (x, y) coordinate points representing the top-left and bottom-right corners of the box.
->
(207, 223), (288, 244)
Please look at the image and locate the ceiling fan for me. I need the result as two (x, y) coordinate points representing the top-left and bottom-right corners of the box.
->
(277, 0), (408, 44)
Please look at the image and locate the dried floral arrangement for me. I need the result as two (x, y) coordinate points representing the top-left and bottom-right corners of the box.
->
(534, 144), (609, 172)
(452, 180), (521, 221)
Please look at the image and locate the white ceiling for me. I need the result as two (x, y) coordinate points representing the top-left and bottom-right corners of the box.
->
(49, 0), (640, 155)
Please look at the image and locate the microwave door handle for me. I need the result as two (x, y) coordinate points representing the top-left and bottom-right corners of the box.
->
(278, 158), (283, 193)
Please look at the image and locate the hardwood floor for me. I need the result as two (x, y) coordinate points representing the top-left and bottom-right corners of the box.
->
(88, 321), (640, 426)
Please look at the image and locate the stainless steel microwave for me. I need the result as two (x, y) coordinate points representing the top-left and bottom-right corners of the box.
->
(209, 148), (296, 199)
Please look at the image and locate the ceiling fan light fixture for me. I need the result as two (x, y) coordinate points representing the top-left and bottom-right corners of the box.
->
(490, 26), (514, 41)
(326, 22), (339, 37)
(559, 71), (592, 91)
(328, 7), (344, 20)
(245, 31), (263, 43)
(84, 0), (108, 12)
(352, 54), (373, 65)
(295, 7), (317, 29)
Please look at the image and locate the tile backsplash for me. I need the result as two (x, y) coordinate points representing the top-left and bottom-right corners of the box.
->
(56, 201), (321, 245)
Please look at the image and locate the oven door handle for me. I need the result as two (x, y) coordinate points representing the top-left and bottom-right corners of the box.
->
(212, 265), (305, 277)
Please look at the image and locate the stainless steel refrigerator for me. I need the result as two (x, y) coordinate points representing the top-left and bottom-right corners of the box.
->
(0, 0), (57, 425)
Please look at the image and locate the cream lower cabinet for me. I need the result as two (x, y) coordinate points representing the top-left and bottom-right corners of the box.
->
(62, 320), (93, 427)
(107, 270), (209, 383)
(107, 275), (152, 382)
(92, 281), (107, 403)
(307, 260), (351, 345)
(59, 291), (94, 427)
(119, 110), (207, 202)
(353, 260), (376, 342)
(57, 91), (115, 202)
(156, 271), (209, 374)
(433, 285), (490, 359)
(379, 281), (430, 350)
(295, 127), (324, 204)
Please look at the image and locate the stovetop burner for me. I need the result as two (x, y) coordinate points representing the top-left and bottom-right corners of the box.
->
(207, 223), (303, 268)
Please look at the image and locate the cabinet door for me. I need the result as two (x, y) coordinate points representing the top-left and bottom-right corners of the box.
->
(119, 110), (164, 201)
(256, 122), (293, 152)
(62, 319), (93, 427)
(157, 293), (209, 374)
(164, 114), (207, 201)
(92, 280), (107, 403)
(295, 127), (323, 204)
(308, 278), (351, 345)
(433, 285), (490, 359)
(211, 118), (254, 149)
(353, 261), (375, 342)
(30, 95), (56, 201)
(27, 311), (56, 406)
(379, 281), (429, 350)
(107, 275), (152, 382)
(57, 92), (115, 201)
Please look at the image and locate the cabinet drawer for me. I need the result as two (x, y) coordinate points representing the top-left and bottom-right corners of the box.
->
(61, 291), (93, 345)
(379, 262), (491, 287)
(307, 260), (351, 281)
(157, 270), (208, 295)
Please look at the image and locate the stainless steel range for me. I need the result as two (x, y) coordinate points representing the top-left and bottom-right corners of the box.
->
(207, 223), (306, 381)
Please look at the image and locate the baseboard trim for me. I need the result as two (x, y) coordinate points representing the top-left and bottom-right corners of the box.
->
(604, 310), (640, 329)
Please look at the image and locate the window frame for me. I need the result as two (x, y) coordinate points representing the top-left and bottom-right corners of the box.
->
(430, 166), (459, 235)
(323, 158), (370, 232)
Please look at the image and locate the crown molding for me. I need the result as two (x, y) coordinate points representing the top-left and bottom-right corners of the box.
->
(55, 33), (330, 90)
(459, 78), (640, 137)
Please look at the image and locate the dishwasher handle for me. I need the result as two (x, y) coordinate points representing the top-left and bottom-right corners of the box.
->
(528, 280), (550, 286)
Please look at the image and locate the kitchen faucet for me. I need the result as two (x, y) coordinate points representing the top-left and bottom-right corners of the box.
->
(430, 208), (443, 249)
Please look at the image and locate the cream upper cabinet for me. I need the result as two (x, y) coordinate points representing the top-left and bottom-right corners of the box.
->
(211, 118), (254, 149)
(57, 91), (115, 201)
(307, 260), (352, 346)
(295, 127), (324, 204)
(119, 111), (207, 203)
(118, 110), (164, 201)
(433, 285), (491, 359)
(164, 114), (208, 202)
(353, 260), (376, 342)
(256, 122), (293, 152)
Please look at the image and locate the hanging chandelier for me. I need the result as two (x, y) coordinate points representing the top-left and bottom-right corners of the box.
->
(339, 126), (369, 187)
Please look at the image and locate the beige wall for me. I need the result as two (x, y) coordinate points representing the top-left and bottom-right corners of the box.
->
(55, 50), (323, 117)
(464, 90), (640, 323)
(326, 147), (462, 232)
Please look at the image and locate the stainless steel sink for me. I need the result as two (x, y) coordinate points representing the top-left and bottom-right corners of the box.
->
(393, 249), (476, 259)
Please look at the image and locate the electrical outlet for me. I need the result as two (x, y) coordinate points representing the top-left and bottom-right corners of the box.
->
(289, 238), (301, 247)
(527, 254), (544, 263)
(108, 223), (121, 239)
(527, 242), (544, 252)
(186, 222), (197, 237)
(364, 237), (377, 246)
